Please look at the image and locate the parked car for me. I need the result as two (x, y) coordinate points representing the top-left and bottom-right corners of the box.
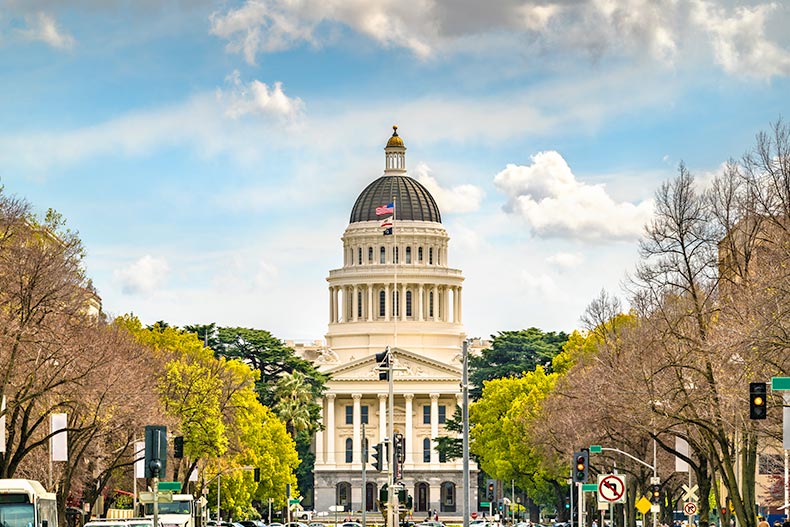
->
(418, 521), (446, 527)
(284, 522), (310, 527)
(340, 522), (362, 527)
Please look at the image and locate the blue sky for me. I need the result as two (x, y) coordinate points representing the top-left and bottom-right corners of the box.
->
(2, 0), (790, 341)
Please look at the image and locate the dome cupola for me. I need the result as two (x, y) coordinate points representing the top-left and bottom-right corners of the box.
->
(349, 126), (441, 224)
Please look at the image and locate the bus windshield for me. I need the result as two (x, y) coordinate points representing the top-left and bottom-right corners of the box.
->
(0, 503), (36, 527)
(145, 502), (191, 515)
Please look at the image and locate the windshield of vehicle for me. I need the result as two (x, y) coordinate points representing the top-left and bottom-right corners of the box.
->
(144, 502), (191, 515)
(0, 503), (36, 527)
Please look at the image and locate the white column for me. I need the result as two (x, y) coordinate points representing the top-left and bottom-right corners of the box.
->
(430, 393), (439, 464)
(418, 284), (424, 321)
(315, 397), (325, 465)
(444, 286), (450, 322)
(431, 286), (437, 320)
(352, 285), (359, 322)
(326, 394), (336, 464)
(404, 393), (414, 465)
(457, 287), (462, 323)
(329, 287), (334, 324)
(378, 393), (387, 441)
(367, 284), (374, 321)
(352, 393), (362, 464)
(385, 284), (391, 321)
(401, 283), (407, 321)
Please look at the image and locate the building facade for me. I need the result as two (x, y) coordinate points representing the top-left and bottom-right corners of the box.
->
(308, 127), (478, 516)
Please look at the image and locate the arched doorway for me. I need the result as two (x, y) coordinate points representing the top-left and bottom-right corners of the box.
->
(365, 482), (378, 511)
(440, 482), (456, 512)
(336, 482), (352, 512)
(414, 482), (429, 513)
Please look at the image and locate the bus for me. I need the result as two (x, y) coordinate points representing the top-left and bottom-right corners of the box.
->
(0, 479), (58, 527)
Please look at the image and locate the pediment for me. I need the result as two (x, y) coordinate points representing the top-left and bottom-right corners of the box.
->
(326, 347), (460, 382)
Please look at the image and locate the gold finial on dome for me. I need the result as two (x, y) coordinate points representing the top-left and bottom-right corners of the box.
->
(386, 125), (404, 147)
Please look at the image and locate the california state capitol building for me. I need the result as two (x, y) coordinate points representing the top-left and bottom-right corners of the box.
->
(292, 126), (487, 517)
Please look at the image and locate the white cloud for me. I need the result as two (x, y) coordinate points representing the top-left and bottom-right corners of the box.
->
(19, 12), (75, 49)
(208, 0), (790, 79)
(218, 70), (305, 120)
(546, 252), (584, 269)
(520, 271), (557, 297)
(412, 162), (484, 214)
(113, 255), (170, 295)
(691, 0), (790, 79)
(494, 150), (654, 241)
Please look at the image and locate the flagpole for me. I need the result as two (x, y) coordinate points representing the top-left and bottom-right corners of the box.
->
(393, 194), (398, 350)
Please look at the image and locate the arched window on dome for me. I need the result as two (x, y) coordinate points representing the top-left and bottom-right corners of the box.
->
(429, 291), (434, 318)
(380, 246), (386, 264)
(406, 290), (412, 317)
(429, 248), (433, 265)
(394, 247), (399, 264)
(406, 246), (411, 264)
(368, 247), (373, 263)
(357, 291), (363, 319)
(358, 247), (362, 265)
(418, 247), (423, 263)
(379, 290), (386, 317)
(392, 290), (399, 317)
(437, 248), (440, 265)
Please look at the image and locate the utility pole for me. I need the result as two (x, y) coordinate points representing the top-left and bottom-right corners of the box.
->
(362, 423), (367, 527)
(462, 340), (470, 527)
(387, 347), (397, 527)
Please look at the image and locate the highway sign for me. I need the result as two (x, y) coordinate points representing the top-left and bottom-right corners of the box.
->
(582, 484), (598, 492)
(773, 377), (790, 390)
(598, 474), (626, 503)
(590, 445), (602, 453)
(684, 502), (698, 516)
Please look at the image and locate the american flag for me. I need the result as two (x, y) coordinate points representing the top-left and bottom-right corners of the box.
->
(376, 202), (394, 216)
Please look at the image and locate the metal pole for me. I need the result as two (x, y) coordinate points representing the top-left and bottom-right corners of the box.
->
(154, 476), (160, 527)
(387, 347), (396, 527)
(577, 483), (583, 527)
(362, 423), (367, 527)
(653, 439), (657, 527)
(217, 473), (221, 523)
(570, 473), (574, 525)
(462, 340), (470, 527)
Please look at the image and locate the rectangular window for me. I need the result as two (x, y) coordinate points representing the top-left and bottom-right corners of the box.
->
(438, 405), (446, 424)
(380, 247), (386, 264)
(357, 291), (363, 318)
(358, 248), (362, 265)
(406, 247), (411, 263)
(759, 454), (783, 474)
(423, 405), (430, 424)
(361, 405), (369, 424)
(368, 247), (373, 262)
(345, 405), (353, 425)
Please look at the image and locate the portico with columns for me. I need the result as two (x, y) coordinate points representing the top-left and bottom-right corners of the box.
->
(311, 127), (477, 517)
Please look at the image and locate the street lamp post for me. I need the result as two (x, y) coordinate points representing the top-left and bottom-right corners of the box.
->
(206, 465), (255, 523)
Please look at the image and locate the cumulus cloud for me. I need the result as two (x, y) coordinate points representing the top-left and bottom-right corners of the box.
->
(520, 271), (557, 297)
(113, 255), (170, 295)
(412, 162), (484, 214)
(18, 12), (75, 49)
(218, 70), (304, 120)
(494, 151), (653, 241)
(546, 252), (584, 269)
(208, 0), (790, 79)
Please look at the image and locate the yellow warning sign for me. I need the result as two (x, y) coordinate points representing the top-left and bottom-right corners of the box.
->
(636, 497), (652, 515)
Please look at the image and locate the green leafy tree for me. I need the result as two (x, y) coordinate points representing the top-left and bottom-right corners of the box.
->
(470, 328), (568, 399)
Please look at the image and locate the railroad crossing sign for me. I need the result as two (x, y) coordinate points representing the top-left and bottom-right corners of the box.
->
(684, 502), (698, 516)
(598, 474), (627, 503)
(682, 484), (699, 502)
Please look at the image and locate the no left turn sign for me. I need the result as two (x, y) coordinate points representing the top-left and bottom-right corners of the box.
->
(597, 474), (626, 503)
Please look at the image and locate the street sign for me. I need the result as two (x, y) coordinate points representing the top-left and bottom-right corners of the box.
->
(289, 499), (300, 505)
(138, 491), (173, 504)
(480, 501), (490, 507)
(590, 445), (602, 453)
(159, 481), (182, 491)
(636, 497), (652, 515)
(597, 475), (626, 503)
(329, 505), (344, 512)
(582, 484), (598, 492)
(681, 484), (699, 502)
(684, 502), (698, 516)
(773, 377), (790, 390)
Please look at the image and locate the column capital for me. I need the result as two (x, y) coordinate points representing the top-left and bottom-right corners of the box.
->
(430, 393), (439, 401)
(352, 393), (362, 401)
(327, 393), (336, 401)
(404, 393), (414, 401)
(378, 393), (388, 401)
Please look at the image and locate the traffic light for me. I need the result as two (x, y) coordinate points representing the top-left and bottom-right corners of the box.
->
(486, 479), (496, 501)
(649, 484), (662, 504)
(254, 468), (261, 482)
(173, 436), (184, 459)
(573, 450), (589, 483)
(394, 433), (406, 464)
(375, 350), (390, 381)
(371, 442), (384, 471)
(144, 425), (167, 479)
(749, 382), (767, 419)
